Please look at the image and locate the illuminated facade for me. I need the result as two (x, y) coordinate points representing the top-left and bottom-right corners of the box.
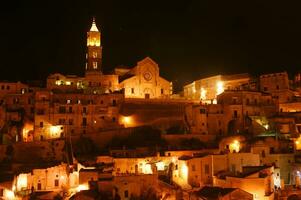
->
(214, 166), (275, 200)
(184, 73), (251, 103)
(12, 163), (87, 194)
(185, 90), (276, 136)
(0, 82), (35, 143)
(34, 90), (123, 140)
(113, 156), (175, 175)
(260, 72), (294, 104)
(117, 57), (172, 99)
(86, 18), (102, 74)
(47, 73), (119, 93)
(279, 102), (301, 113)
(46, 20), (173, 99)
(0, 81), (29, 98)
(173, 153), (260, 189)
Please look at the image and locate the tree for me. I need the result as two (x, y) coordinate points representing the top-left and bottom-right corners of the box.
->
(74, 136), (98, 156)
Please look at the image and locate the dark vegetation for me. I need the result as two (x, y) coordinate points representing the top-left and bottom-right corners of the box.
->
(108, 126), (166, 148)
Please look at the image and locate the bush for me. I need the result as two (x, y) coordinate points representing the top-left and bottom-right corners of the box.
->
(73, 136), (98, 156)
(165, 125), (186, 135)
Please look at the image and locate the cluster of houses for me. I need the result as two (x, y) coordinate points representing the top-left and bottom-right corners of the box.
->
(1, 19), (301, 199)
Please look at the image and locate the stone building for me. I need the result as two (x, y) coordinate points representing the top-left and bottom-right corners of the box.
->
(174, 153), (260, 189)
(0, 82), (35, 143)
(217, 90), (276, 134)
(183, 73), (252, 103)
(259, 72), (294, 103)
(117, 57), (172, 99)
(0, 81), (29, 98)
(13, 163), (81, 193)
(113, 174), (158, 200)
(185, 90), (276, 136)
(34, 90), (123, 140)
(279, 101), (301, 113)
(250, 138), (295, 185)
(185, 104), (224, 136)
(214, 166), (275, 200)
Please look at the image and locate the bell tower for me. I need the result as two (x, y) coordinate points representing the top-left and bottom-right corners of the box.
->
(86, 18), (102, 74)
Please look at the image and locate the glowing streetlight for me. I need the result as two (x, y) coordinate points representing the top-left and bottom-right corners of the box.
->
(123, 117), (131, 124)
(180, 164), (188, 181)
(263, 124), (269, 130)
(77, 184), (89, 192)
(216, 81), (224, 95)
(121, 116), (133, 127)
(156, 162), (165, 171)
(200, 87), (207, 100)
(295, 139), (301, 150)
(4, 190), (15, 200)
(230, 140), (240, 153)
(50, 125), (61, 136)
(16, 174), (27, 191)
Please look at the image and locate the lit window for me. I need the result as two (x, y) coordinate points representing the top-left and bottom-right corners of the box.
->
(93, 62), (97, 69)
(93, 52), (97, 58)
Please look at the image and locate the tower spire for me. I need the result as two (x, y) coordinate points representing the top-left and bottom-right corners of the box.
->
(90, 17), (99, 32)
(86, 18), (102, 74)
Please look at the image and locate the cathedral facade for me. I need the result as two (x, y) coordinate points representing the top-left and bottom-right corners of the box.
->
(117, 57), (172, 99)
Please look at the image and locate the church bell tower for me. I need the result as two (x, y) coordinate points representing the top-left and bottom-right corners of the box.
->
(86, 18), (102, 74)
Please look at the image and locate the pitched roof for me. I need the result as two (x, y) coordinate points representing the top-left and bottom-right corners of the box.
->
(196, 186), (236, 198)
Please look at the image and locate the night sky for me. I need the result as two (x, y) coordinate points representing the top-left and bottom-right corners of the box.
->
(1, 1), (301, 90)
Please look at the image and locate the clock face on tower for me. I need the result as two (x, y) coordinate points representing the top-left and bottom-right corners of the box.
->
(143, 72), (152, 81)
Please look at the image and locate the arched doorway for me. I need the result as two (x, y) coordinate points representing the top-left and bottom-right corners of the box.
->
(143, 88), (153, 99)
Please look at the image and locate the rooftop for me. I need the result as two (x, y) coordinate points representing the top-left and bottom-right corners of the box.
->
(195, 186), (236, 198)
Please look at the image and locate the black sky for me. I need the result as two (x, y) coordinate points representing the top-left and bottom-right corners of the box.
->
(1, 0), (301, 90)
